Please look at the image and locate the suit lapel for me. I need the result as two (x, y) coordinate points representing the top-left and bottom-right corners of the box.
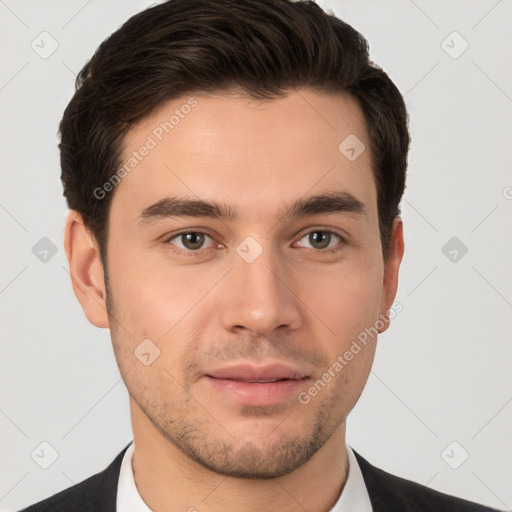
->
(352, 448), (405, 512)
(79, 441), (132, 511)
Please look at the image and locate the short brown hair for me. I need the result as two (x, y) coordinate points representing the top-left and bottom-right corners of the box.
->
(59, 0), (410, 265)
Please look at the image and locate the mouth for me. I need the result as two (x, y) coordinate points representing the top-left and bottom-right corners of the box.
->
(204, 363), (310, 406)
(233, 378), (291, 383)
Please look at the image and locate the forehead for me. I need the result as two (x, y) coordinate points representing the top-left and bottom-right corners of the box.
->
(111, 88), (376, 226)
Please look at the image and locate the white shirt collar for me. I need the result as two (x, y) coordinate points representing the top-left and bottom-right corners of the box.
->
(331, 444), (373, 511)
(116, 441), (372, 511)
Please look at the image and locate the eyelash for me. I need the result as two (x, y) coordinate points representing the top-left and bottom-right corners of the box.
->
(162, 229), (346, 257)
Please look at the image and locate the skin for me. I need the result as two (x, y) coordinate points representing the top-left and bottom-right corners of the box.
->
(64, 88), (404, 512)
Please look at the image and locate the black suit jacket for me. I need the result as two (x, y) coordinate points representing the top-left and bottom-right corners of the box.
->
(19, 442), (503, 511)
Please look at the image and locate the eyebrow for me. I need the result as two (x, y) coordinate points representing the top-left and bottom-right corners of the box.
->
(137, 191), (367, 225)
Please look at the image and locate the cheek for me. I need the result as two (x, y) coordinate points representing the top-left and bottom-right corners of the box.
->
(106, 239), (237, 396)
(106, 249), (226, 349)
(298, 260), (383, 342)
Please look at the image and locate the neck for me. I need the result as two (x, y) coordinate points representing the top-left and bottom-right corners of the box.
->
(130, 399), (349, 512)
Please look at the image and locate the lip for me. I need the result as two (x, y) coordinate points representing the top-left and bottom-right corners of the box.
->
(204, 363), (310, 407)
(206, 363), (308, 382)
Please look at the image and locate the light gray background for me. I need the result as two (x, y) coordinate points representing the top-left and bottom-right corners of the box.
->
(1, 0), (511, 510)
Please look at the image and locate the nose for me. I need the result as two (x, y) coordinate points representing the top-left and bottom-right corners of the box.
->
(219, 242), (303, 337)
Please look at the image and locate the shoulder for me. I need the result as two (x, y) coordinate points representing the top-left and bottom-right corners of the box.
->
(352, 449), (503, 512)
(17, 443), (130, 512)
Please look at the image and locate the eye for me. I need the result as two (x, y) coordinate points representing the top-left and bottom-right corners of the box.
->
(165, 231), (216, 253)
(162, 228), (345, 256)
(295, 230), (344, 252)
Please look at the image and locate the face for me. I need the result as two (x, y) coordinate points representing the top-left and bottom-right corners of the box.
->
(84, 88), (402, 478)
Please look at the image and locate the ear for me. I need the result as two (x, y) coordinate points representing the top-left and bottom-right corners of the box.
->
(378, 217), (404, 334)
(63, 210), (110, 328)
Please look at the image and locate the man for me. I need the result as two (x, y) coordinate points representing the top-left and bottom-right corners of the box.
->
(20, 0), (502, 510)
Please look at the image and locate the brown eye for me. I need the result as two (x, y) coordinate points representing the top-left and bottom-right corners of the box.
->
(297, 230), (343, 251)
(166, 231), (215, 252)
